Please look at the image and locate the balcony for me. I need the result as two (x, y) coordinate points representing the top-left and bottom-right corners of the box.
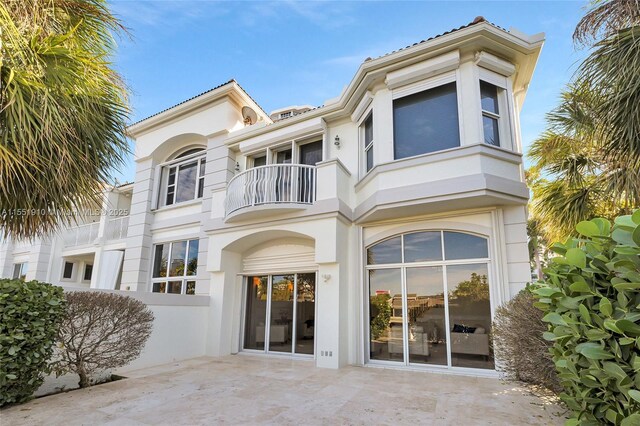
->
(63, 222), (99, 247)
(105, 216), (129, 241)
(225, 164), (317, 221)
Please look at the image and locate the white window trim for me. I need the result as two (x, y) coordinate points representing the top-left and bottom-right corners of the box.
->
(478, 67), (514, 151)
(151, 239), (198, 295)
(12, 262), (28, 280)
(82, 263), (93, 283)
(358, 107), (374, 177)
(390, 71), (464, 161)
(364, 230), (495, 371)
(61, 261), (75, 281)
(158, 152), (206, 208)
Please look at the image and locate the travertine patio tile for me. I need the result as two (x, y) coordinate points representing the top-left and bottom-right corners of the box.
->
(1, 355), (567, 425)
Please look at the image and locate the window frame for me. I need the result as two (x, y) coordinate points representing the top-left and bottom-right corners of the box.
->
(62, 261), (74, 280)
(83, 263), (93, 282)
(364, 230), (494, 370)
(12, 262), (28, 281)
(157, 149), (207, 208)
(391, 71), (463, 160)
(150, 238), (199, 295)
(359, 109), (375, 176)
(477, 68), (514, 151)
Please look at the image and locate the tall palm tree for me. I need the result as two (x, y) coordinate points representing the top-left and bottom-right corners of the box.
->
(0, 0), (129, 240)
(575, 0), (640, 162)
(528, 0), (640, 242)
(528, 84), (639, 242)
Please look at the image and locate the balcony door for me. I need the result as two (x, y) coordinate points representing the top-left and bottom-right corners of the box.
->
(243, 273), (316, 356)
(298, 141), (322, 203)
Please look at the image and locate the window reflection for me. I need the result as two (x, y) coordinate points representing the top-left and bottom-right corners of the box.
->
(367, 236), (402, 265)
(406, 267), (446, 365)
(404, 232), (442, 262)
(369, 268), (403, 362)
(447, 264), (494, 369)
(443, 232), (488, 260)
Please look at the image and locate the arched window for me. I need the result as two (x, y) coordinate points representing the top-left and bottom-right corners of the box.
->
(159, 148), (206, 207)
(366, 231), (493, 371)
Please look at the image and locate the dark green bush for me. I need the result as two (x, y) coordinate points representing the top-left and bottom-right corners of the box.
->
(533, 211), (640, 425)
(0, 279), (65, 406)
(493, 289), (562, 393)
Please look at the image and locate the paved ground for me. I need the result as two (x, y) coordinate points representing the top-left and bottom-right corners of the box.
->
(2, 355), (566, 425)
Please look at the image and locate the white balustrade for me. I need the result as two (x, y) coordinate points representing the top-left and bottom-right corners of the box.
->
(105, 215), (129, 241)
(225, 164), (317, 216)
(62, 222), (100, 247)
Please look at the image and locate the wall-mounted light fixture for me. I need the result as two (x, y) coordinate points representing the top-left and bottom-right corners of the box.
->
(322, 273), (331, 282)
(235, 162), (240, 172)
(334, 135), (341, 149)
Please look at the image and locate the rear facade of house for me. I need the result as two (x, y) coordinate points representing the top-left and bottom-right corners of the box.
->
(0, 19), (544, 374)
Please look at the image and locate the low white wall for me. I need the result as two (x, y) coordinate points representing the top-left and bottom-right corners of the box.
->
(59, 287), (210, 373)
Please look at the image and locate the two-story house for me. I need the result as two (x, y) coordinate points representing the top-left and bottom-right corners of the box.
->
(0, 18), (544, 374)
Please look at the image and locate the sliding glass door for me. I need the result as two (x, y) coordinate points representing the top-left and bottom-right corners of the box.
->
(366, 231), (494, 370)
(243, 272), (315, 356)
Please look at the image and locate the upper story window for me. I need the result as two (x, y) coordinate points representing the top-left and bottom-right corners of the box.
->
(393, 82), (460, 160)
(151, 238), (199, 295)
(362, 113), (374, 172)
(280, 112), (292, 119)
(480, 81), (501, 146)
(160, 149), (206, 207)
(12, 262), (28, 280)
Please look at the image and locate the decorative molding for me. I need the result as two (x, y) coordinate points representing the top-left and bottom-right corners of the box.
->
(385, 50), (460, 90)
(351, 91), (374, 123)
(474, 51), (516, 76)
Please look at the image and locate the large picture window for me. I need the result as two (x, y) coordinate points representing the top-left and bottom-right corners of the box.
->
(160, 149), (206, 207)
(393, 82), (460, 159)
(366, 230), (493, 370)
(151, 239), (199, 294)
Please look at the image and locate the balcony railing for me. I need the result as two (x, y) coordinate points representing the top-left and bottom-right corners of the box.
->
(105, 215), (129, 241)
(63, 222), (99, 247)
(225, 164), (317, 216)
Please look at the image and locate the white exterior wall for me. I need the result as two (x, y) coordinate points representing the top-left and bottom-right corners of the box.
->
(0, 22), (543, 374)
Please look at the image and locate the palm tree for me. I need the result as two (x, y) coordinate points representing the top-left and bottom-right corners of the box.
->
(0, 0), (129, 240)
(528, 84), (638, 242)
(528, 0), (640, 243)
(574, 0), (640, 162)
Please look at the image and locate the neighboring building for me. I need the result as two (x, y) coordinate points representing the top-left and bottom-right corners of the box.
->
(0, 18), (544, 374)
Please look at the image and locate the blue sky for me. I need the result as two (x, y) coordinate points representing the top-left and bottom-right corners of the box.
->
(109, 0), (589, 183)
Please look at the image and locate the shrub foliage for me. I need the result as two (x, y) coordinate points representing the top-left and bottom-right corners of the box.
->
(533, 211), (640, 425)
(0, 280), (65, 406)
(493, 289), (562, 393)
(53, 291), (154, 388)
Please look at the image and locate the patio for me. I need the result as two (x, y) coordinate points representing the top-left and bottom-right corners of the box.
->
(2, 355), (566, 425)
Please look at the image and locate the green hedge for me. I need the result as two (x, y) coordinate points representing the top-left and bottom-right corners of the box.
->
(533, 211), (640, 425)
(0, 279), (65, 407)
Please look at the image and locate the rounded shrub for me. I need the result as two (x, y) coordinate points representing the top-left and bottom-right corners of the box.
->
(493, 289), (562, 393)
(0, 279), (65, 407)
(52, 291), (154, 388)
(533, 211), (640, 425)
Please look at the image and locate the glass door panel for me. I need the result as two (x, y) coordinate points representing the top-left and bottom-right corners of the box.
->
(269, 275), (294, 353)
(244, 276), (268, 350)
(405, 267), (447, 366)
(368, 268), (403, 362)
(446, 264), (494, 369)
(294, 273), (315, 355)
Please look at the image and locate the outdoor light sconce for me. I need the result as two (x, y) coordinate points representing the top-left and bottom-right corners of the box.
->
(234, 162), (240, 172)
(322, 273), (331, 282)
(334, 135), (341, 149)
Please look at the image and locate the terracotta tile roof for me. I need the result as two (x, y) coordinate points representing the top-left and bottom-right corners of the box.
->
(366, 16), (500, 62)
(129, 79), (269, 128)
(129, 17), (501, 129)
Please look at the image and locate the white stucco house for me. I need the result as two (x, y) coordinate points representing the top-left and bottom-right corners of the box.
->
(0, 18), (544, 374)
